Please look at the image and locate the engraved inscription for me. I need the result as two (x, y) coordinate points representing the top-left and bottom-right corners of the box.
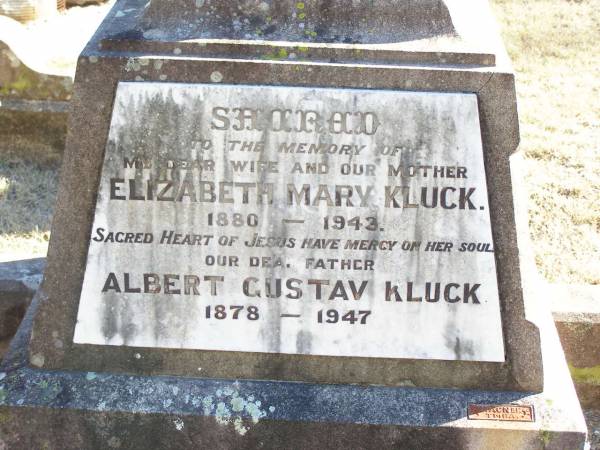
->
(73, 82), (505, 362)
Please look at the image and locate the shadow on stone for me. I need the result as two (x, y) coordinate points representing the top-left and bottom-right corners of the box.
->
(0, 257), (45, 358)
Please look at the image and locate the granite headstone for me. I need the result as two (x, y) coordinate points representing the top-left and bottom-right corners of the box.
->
(0, 1), (587, 448)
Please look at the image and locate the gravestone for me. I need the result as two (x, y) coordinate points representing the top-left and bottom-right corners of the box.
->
(0, 0), (587, 448)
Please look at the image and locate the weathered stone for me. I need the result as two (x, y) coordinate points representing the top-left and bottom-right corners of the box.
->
(142, 0), (457, 43)
(585, 409), (600, 450)
(0, 99), (68, 162)
(0, 258), (44, 340)
(0, 0), (588, 447)
(551, 284), (600, 408)
(0, 5), (114, 157)
(74, 83), (505, 365)
(26, 0), (544, 393)
(0, 0), (58, 22)
(102, 0), (498, 66)
(67, 0), (108, 5)
(0, 42), (72, 101)
(0, 258), (45, 292)
(0, 41), (71, 159)
(0, 281), (31, 339)
(0, 256), (587, 449)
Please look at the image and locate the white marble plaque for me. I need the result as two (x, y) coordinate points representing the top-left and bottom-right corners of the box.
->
(73, 82), (505, 362)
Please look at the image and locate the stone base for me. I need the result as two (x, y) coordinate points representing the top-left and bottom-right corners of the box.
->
(0, 282), (587, 449)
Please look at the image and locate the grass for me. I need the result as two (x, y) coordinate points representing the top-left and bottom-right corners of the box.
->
(491, 0), (600, 284)
(0, 0), (598, 284)
(0, 157), (56, 260)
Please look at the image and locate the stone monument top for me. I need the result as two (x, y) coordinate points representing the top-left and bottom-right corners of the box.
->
(98, 0), (503, 66)
(141, 0), (455, 43)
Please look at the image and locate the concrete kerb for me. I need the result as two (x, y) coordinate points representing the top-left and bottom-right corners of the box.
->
(0, 4), (115, 157)
(0, 40), (71, 158)
(550, 284), (600, 408)
(0, 258), (45, 340)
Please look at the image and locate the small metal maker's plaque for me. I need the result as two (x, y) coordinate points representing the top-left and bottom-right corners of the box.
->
(468, 404), (535, 422)
(73, 82), (505, 362)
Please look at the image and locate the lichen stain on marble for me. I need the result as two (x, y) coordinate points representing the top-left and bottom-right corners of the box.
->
(34, 378), (62, 403)
(124, 58), (142, 72)
(173, 417), (184, 431)
(198, 386), (276, 436)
